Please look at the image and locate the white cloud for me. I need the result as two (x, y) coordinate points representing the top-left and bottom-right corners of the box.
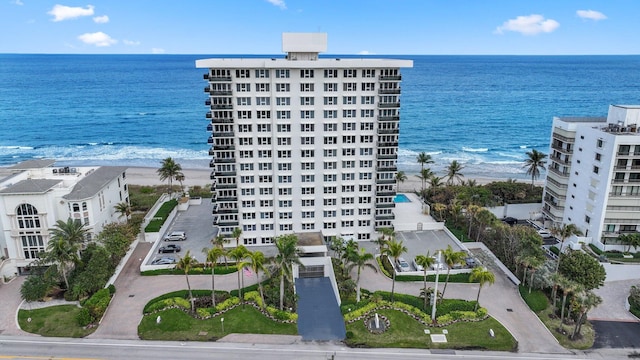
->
(77, 31), (117, 47)
(48, 4), (94, 22)
(93, 15), (109, 23)
(266, 0), (286, 10)
(151, 48), (165, 54)
(123, 39), (141, 46)
(358, 50), (374, 55)
(494, 14), (559, 35)
(13, 0), (24, 6)
(577, 10), (607, 21)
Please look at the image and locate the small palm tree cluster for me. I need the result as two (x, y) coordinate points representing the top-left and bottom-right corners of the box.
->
(330, 237), (377, 303)
(191, 230), (301, 313)
(157, 157), (186, 196)
(414, 152), (465, 200)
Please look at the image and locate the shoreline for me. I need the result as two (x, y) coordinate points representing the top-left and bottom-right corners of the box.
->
(123, 166), (543, 189)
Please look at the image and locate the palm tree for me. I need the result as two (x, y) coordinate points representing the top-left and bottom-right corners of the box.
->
(558, 276), (582, 326)
(523, 149), (547, 189)
(42, 237), (79, 290)
(432, 203), (447, 221)
(382, 239), (407, 302)
(414, 253), (435, 310)
(50, 218), (89, 247)
(113, 202), (131, 223)
(247, 251), (268, 308)
(231, 227), (242, 247)
(571, 290), (602, 339)
(469, 267), (495, 311)
(395, 171), (407, 191)
(446, 160), (465, 185)
(466, 204), (481, 239)
(527, 256), (544, 294)
(416, 152), (434, 193)
(376, 227), (395, 253)
(273, 234), (301, 310)
(441, 245), (467, 297)
(202, 246), (226, 308)
(157, 157), (182, 195)
(211, 234), (229, 267)
(175, 171), (186, 195)
(551, 223), (583, 274)
(175, 250), (199, 313)
(427, 175), (444, 199)
(346, 248), (377, 302)
(228, 245), (249, 300)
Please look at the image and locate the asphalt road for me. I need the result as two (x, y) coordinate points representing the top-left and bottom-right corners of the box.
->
(591, 320), (640, 349)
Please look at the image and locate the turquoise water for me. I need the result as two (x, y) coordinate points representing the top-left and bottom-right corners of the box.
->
(394, 194), (411, 203)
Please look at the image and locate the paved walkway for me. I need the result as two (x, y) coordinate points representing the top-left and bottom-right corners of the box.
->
(589, 279), (639, 322)
(0, 277), (33, 336)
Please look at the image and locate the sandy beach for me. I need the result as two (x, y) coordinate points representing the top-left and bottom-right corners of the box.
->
(125, 166), (542, 189)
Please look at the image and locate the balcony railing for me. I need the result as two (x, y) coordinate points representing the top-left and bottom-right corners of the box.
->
(548, 167), (569, 177)
(214, 158), (236, 163)
(210, 118), (234, 124)
(210, 90), (233, 96)
(206, 124), (213, 132)
(378, 102), (400, 108)
(376, 166), (397, 172)
(212, 132), (234, 138)
(216, 184), (237, 190)
(378, 116), (400, 122)
(211, 104), (233, 110)
(218, 220), (239, 226)
(378, 89), (401, 94)
(215, 171), (236, 177)
(376, 179), (395, 184)
(375, 214), (396, 220)
(551, 144), (573, 154)
(375, 203), (395, 209)
(376, 154), (397, 160)
(209, 76), (232, 82)
(377, 129), (399, 134)
(218, 208), (239, 214)
(379, 75), (402, 81)
(213, 145), (235, 151)
(376, 191), (396, 197)
(377, 141), (399, 147)
(217, 196), (238, 201)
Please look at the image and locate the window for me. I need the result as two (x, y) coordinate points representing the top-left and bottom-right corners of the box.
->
(361, 96), (375, 104)
(593, 166), (599, 174)
(324, 210), (337, 217)
(277, 124), (291, 132)
(241, 176), (254, 183)
(342, 209), (354, 216)
(343, 96), (357, 105)
(260, 200), (273, 207)
(302, 211), (315, 218)
(256, 97), (270, 106)
(240, 150), (253, 158)
(358, 220), (371, 227)
(342, 135), (356, 143)
(278, 175), (292, 183)
(324, 174), (337, 182)
(255, 69), (270, 78)
(276, 83), (290, 92)
(301, 123), (315, 132)
(301, 110), (315, 119)
(300, 69), (314, 78)
(361, 109), (375, 118)
(258, 150), (272, 158)
(301, 137), (314, 145)
(324, 222), (336, 229)
(300, 83), (314, 92)
(324, 110), (337, 118)
(257, 110), (271, 119)
(324, 69), (337, 78)
(242, 200), (255, 208)
(342, 197), (354, 204)
(324, 96), (338, 105)
(324, 136), (337, 145)
(236, 69), (250, 78)
(278, 150), (291, 158)
(243, 212), (256, 219)
(324, 186), (337, 194)
(324, 149), (337, 157)
(302, 199), (315, 207)
(276, 97), (290, 106)
(238, 111), (251, 119)
(324, 161), (337, 170)
(277, 111), (291, 119)
(257, 124), (271, 132)
(259, 163), (273, 171)
(342, 173), (355, 181)
(343, 69), (357, 78)
(362, 69), (376, 78)
(242, 225), (256, 232)
(342, 185), (354, 192)
(278, 137), (291, 146)
(21, 234), (44, 259)
(359, 172), (372, 180)
(279, 200), (292, 207)
(342, 160), (355, 168)
(324, 198), (337, 206)
(256, 83), (270, 92)
(585, 215), (591, 224)
(237, 97), (251, 106)
(260, 187), (273, 195)
(343, 109), (356, 118)
(279, 212), (292, 219)
(343, 148), (356, 156)
(302, 187), (315, 195)
(324, 123), (337, 131)
(361, 135), (374, 143)
(275, 69), (289, 78)
(359, 208), (371, 215)
(343, 83), (357, 91)
(279, 188), (292, 195)
(300, 97), (315, 105)
(360, 160), (373, 167)
(280, 224), (293, 231)
(301, 149), (314, 158)
(596, 139), (603, 148)
(302, 174), (315, 182)
(361, 82), (375, 91)
(239, 124), (252, 132)
(301, 162), (314, 170)
(236, 83), (251, 92)
(240, 163), (254, 171)
(341, 221), (354, 227)
(324, 83), (337, 92)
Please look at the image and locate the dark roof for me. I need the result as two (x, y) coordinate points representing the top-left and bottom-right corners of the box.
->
(0, 179), (62, 194)
(297, 232), (324, 247)
(63, 166), (127, 200)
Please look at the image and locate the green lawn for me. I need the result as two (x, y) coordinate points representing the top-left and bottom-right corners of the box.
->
(537, 307), (594, 349)
(518, 285), (549, 312)
(141, 266), (237, 276)
(138, 306), (297, 341)
(18, 305), (95, 338)
(345, 308), (516, 351)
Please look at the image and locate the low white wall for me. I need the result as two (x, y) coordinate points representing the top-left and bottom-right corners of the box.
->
(294, 256), (341, 306)
(465, 242), (521, 286)
(143, 207), (178, 243)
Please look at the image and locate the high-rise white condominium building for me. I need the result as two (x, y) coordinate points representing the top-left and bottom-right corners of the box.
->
(542, 105), (640, 251)
(196, 33), (412, 245)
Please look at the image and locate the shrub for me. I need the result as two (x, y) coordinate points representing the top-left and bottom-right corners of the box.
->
(144, 199), (178, 232)
(266, 306), (298, 321)
(588, 244), (603, 255)
(82, 288), (112, 323)
(244, 291), (263, 308)
(215, 297), (240, 312)
(380, 255), (395, 276)
(605, 252), (624, 259)
(630, 286), (640, 309)
(550, 246), (560, 256)
(345, 331), (354, 339)
(76, 307), (92, 327)
(108, 284), (116, 295)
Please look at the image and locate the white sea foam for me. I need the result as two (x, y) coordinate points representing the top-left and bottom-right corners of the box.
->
(462, 146), (489, 153)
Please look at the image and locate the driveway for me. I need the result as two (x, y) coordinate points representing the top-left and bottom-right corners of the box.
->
(591, 321), (640, 349)
(0, 276), (33, 336)
(89, 242), (258, 340)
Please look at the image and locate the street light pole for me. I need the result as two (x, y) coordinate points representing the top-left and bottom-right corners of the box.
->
(431, 250), (441, 323)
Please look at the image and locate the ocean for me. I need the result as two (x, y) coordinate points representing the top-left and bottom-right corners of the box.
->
(2, 54), (640, 179)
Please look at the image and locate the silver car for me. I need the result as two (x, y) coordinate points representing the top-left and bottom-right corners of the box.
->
(396, 257), (411, 272)
(152, 257), (177, 265)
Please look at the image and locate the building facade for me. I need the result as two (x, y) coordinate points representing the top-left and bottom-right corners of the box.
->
(197, 33), (413, 245)
(542, 105), (640, 251)
(0, 160), (129, 275)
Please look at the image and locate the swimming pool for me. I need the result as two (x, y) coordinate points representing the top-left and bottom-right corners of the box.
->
(394, 194), (411, 203)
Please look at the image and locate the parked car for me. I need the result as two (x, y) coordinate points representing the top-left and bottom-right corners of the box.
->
(431, 258), (446, 271)
(537, 229), (553, 238)
(396, 257), (411, 272)
(158, 244), (181, 253)
(164, 231), (187, 241)
(412, 258), (424, 272)
(465, 257), (478, 268)
(151, 257), (176, 265)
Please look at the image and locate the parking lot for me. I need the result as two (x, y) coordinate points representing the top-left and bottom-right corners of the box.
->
(147, 201), (218, 264)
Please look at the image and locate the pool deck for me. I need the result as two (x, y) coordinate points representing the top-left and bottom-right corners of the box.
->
(393, 192), (442, 231)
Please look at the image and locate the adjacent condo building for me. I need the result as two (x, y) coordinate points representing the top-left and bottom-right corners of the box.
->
(197, 33), (413, 245)
(0, 160), (129, 276)
(542, 105), (640, 252)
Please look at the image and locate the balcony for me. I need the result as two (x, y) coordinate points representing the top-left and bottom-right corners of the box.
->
(378, 102), (400, 108)
(214, 157), (236, 163)
(207, 137), (214, 144)
(206, 124), (213, 132)
(375, 203), (396, 209)
(377, 141), (399, 148)
(376, 191), (396, 197)
(216, 184), (237, 190)
(211, 118), (234, 124)
(203, 74), (209, 80)
(211, 104), (233, 110)
(210, 90), (233, 96)
(217, 196), (237, 201)
(376, 154), (397, 160)
(210, 196), (217, 203)
(212, 132), (234, 138)
(376, 179), (395, 184)
(209, 147), (216, 156)
(205, 99), (211, 106)
(548, 167), (569, 177)
(206, 112), (212, 119)
(212, 205), (219, 214)
(377, 116), (400, 122)
(218, 220), (239, 226)
(213, 145), (235, 151)
(218, 208), (239, 214)
(379, 75), (402, 81)
(551, 144), (573, 154)
(209, 160), (216, 168)
(375, 214), (396, 220)
(204, 86), (211, 93)
(215, 171), (236, 177)
(210, 171), (216, 180)
(377, 166), (397, 172)
(549, 154), (570, 164)
(377, 128), (399, 135)
(210, 76), (232, 82)
(378, 89), (401, 95)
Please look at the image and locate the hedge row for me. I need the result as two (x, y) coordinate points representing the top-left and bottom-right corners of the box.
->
(77, 288), (114, 326)
(144, 199), (178, 233)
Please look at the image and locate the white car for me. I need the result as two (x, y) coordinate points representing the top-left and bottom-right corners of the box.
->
(431, 257), (446, 270)
(412, 258), (424, 272)
(164, 231), (187, 241)
(396, 257), (411, 272)
(537, 229), (553, 238)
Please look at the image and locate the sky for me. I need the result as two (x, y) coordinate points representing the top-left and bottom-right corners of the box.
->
(1, 0), (638, 55)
